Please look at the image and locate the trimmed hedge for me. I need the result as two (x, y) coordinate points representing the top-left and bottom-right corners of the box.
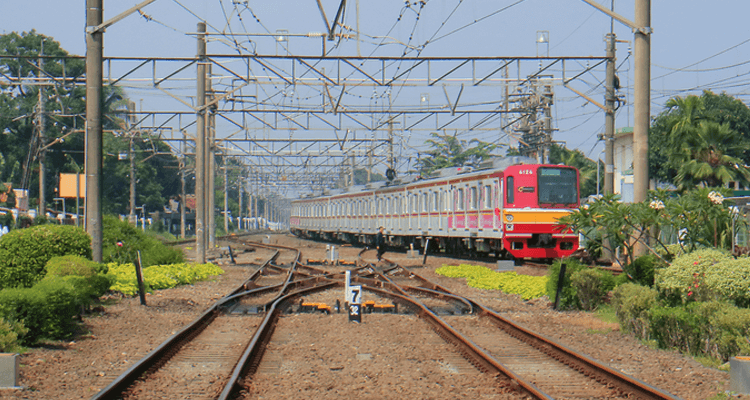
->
(545, 259), (589, 310)
(0, 317), (28, 353)
(610, 283), (659, 338)
(655, 248), (750, 307)
(102, 215), (183, 267)
(649, 301), (750, 361)
(570, 268), (618, 311)
(44, 255), (113, 300)
(0, 278), (83, 345)
(0, 225), (92, 289)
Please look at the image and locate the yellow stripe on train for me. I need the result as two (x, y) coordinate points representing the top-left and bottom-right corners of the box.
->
(503, 209), (571, 224)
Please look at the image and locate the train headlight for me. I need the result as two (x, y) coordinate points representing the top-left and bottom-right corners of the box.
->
(506, 224), (514, 231)
(505, 214), (514, 222)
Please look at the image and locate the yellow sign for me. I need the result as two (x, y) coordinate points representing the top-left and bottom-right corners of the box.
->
(59, 173), (86, 198)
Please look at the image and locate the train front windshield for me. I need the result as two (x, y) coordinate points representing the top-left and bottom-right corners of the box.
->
(537, 167), (578, 206)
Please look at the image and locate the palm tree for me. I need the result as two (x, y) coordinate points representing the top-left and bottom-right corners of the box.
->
(416, 132), (497, 175)
(674, 121), (750, 188)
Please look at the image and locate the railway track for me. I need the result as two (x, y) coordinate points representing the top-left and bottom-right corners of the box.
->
(92, 240), (680, 400)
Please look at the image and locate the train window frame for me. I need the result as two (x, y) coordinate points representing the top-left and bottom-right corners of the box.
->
(470, 186), (478, 210)
(506, 176), (514, 204)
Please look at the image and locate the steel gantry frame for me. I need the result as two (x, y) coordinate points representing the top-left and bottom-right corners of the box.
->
(1, 52), (608, 171)
(1, 52), (610, 261)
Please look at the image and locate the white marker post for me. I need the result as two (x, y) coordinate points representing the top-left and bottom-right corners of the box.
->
(348, 285), (362, 323)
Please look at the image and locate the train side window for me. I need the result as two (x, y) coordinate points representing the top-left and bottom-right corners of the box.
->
(457, 188), (465, 211)
(484, 185), (492, 209)
(470, 187), (478, 210)
(432, 191), (438, 211)
(507, 176), (514, 204)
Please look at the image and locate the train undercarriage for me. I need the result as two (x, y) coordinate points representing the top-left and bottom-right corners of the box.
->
(290, 228), (577, 261)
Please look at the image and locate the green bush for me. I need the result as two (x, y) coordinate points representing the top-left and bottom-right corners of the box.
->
(570, 268), (618, 311)
(625, 254), (663, 287)
(648, 301), (750, 362)
(546, 258), (589, 310)
(44, 255), (113, 300)
(102, 215), (184, 267)
(0, 317), (28, 353)
(0, 279), (83, 345)
(0, 225), (92, 289)
(701, 258), (750, 308)
(655, 248), (731, 306)
(699, 301), (750, 361)
(649, 305), (702, 355)
(610, 283), (660, 338)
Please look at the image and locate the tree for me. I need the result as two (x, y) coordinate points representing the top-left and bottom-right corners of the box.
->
(416, 131), (497, 175)
(649, 91), (750, 189)
(0, 31), (185, 220)
(0, 31), (85, 206)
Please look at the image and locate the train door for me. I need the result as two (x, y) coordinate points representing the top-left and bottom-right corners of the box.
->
(429, 190), (438, 233)
(438, 188), (444, 231)
(495, 179), (502, 231)
(386, 195), (393, 233)
(468, 184), (479, 231)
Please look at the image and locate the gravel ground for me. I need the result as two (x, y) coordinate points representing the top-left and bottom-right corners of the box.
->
(0, 233), (742, 399)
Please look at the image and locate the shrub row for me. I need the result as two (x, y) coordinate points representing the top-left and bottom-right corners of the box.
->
(654, 248), (750, 308)
(612, 283), (750, 362)
(545, 259), (628, 311)
(0, 225), (91, 289)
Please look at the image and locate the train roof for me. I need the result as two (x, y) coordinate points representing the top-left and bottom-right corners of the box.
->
(295, 156), (550, 202)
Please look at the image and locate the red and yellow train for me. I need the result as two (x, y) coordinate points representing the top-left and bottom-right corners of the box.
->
(290, 156), (579, 260)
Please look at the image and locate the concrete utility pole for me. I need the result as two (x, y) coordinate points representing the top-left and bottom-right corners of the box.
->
(195, 22), (207, 263)
(223, 164), (229, 234)
(633, 0), (651, 256)
(633, 0), (650, 205)
(238, 177), (243, 231)
(582, 0), (651, 257)
(208, 63), (216, 249)
(85, 0), (103, 262)
(37, 51), (46, 219)
(604, 30), (616, 195)
(180, 139), (186, 239)
(128, 101), (137, 225)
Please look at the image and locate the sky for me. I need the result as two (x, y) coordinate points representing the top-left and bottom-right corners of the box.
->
(2, 0), (750, 191)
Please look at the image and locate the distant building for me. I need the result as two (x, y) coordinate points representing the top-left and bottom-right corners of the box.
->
(613, 127), (634, 203)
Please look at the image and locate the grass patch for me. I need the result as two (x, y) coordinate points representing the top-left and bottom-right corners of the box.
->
(595, 304), (619, 324)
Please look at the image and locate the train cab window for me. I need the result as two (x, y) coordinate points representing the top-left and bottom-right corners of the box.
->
(538, 167), (578, 205)
(506, 176), (514, 204)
